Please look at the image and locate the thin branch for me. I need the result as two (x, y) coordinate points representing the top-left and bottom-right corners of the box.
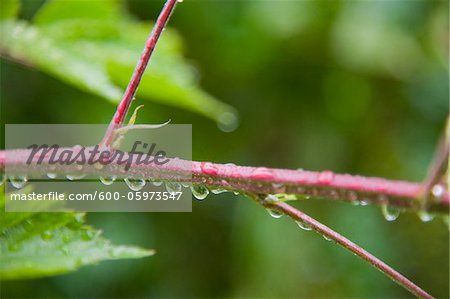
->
(1, 148), (448, 213)
(260, 200), (434, 299)
(422, 119), (449, 207)
(100, 0), (179, 146)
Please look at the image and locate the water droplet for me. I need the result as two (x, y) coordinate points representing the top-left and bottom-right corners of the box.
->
(211, 188), (227, 194)
(296, 220), (312, 231)
(9, 175), (28, 189)
(125, 177), (146, 191)
(431, 184), (445, 199)
(359, 199), (369, 206)
(266, 208), (283, 218)
(165, 181), (181, 193)
(381, 204), (400, 221)
(296, 168), (304, 171)
(0, 174), (6, 185)
(41, 230), (53, 241)
(100, 175), (117, 186)
(177, 0), (184, 3)
(217, 111), (239, 132)
(66, 173), (86, 181)
(323, 235), (332, 241)
(181, 182), (190, 188)
(47, 173), (57, 179)
(418, 211), (435, 222)
(191, 185), (209, 200)
(152, 180), (163, 187)
(265, 194), (279, 203)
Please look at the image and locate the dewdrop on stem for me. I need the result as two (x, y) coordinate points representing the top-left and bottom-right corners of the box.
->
(100, 175), (117, 186)
(125, 177), (146, 191)
(217, 112), (239, 132)
(431, 184), (444, 199)
(211, 188), (227, 194)
(152, 180), (163, 187)
(9, 175), (28, 189)
(266, 208), (283, 218)
(165, 182), (182, 193)
(418, 210), (435, 222)
(66, 173), (87, 181)
(191, 185), (209, 200)
(381, 204), (400, 221)
(296, 220), (312, 231)
(323, 235), (332, 241)
(47, 173), (57, 179)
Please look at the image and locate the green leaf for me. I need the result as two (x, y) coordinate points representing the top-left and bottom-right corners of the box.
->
(42, 19), (238, 129)
(0, 0), (238, 128)
(108, 60), (238, 127)
(0, 186), (36, 230)
(0, 0), (19, 20)
(0, 187), (154, 280)
(0, 20), (123, 101)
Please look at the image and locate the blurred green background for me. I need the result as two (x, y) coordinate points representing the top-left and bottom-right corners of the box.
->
(1, 0), (449, 298)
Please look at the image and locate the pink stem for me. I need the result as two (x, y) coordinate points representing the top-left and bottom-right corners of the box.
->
(265, 201), (434, 299)
(100, 0), (179, 146)
(0, 148), (448, 212)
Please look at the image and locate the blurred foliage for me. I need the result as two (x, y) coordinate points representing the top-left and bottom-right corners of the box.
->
(0, 0), (449, 298)
(0, 186), (153, 280)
